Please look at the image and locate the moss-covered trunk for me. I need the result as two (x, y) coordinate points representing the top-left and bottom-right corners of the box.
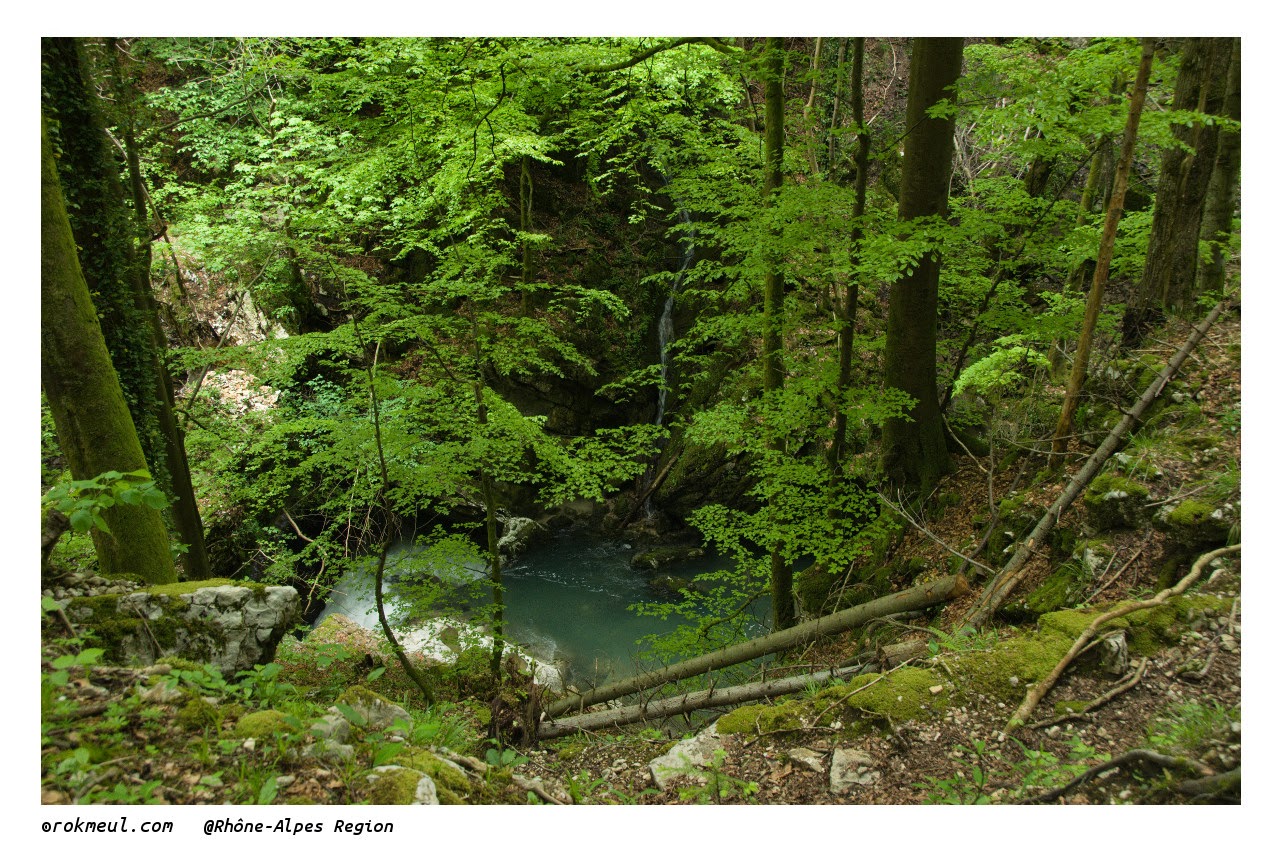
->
(41, 118), (177, 584)
(42, 37), (210, 578)
(881, 37), (962, 493)
(1126, 37), (1233, 333)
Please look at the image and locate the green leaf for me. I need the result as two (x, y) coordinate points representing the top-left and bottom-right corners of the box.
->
(365, 666), (386, 682)
(257, 775), (278, 804)
(68, 509), (94, 534)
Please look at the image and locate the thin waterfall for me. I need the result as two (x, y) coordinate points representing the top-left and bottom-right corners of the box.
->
(654, 203), (695, 430)
(642, 178), (695, 519)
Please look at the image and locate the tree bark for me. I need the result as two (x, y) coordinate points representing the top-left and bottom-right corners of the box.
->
(881, 38), (963, 493)
(1195, 38), (1241, 299)
(42, 37), (210, 578)
(41, 117), (177, 585)
(545, 573), (968, 718)
(1050, 40), (1154, 465)
(1125, 37), (1234, 337)
(761, 38), (795, 631)
(829, 37), (870, 476)
(537, 661), (872, 739)
(966, 298), (1230, 627)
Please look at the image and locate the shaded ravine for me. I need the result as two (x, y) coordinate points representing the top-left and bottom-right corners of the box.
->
(316, 530), (762, 689)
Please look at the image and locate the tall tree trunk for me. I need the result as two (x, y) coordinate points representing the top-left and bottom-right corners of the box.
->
(1195, 38), (1241, 299)
(829, 37), (870, 475)
(1051, 40), (1155, 466)
(42, 118), (177, 585)
(42, 37), (210, 578)
(1124, 37), (1233, 339)
(762, 38), (794, 631)
(881, 37), (963, 493)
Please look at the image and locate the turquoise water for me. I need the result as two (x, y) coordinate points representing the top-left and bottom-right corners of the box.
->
(316, 530), (768, 688)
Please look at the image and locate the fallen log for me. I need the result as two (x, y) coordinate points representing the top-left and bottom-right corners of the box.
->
(537, 661), (873, 739)
(964, 299), (1231, 627)
(545, 573), (968, 718)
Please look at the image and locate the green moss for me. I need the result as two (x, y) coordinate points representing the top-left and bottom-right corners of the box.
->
(233, 709), (291, 739)
(177, 696), (221, 732)
(392, 752), (471, 804)
(1125, 595), (1232, 655)
(555, 743), (587, 762)
(1038, 609), (1128, 642)
(815, 667), (946, 722)
(717, 700), (809, 736)
(365, 767), (428, 805)
(1083, 474), (1150, 531)
(950, 631), (1074, 702)
(1054, 700), (1089, 716)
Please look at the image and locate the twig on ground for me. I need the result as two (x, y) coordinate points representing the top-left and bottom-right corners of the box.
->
(877, 493), (994, 575)
(812, 661), (907, 726)
(1028, 658), (1148, 730)
(1084, 532), (1150, 603)
(1006, 544), (1240, 731)
(1019, 748), (1213, 804)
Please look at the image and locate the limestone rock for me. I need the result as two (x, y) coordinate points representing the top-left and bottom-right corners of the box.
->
(66, 580), (299, 674)
(787, 747), (826, 773)
(648, 721), (724, 790)
(337, 686), (412, 731)
(497, 516), (547, 561)
(830, 748), (880, 793)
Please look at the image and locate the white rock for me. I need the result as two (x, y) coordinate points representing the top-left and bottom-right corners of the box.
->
(830, 748), (879, 793)
(648, 722), (724, 790)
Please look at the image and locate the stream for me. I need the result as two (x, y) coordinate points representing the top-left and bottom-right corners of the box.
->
(315, 530), (767, 688)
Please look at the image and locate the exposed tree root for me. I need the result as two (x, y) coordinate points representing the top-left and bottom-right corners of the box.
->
(1006, 545), (1239, 731)
(1019, 748), (1214, 805)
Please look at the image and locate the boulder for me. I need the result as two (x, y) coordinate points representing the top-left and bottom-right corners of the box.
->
(648, 721), (724, 791)
(497, 516), (548, 562)
(65, 579), (299, 674)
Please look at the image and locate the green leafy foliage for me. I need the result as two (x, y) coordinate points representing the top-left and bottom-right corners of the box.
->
(42, 469), (168, 535)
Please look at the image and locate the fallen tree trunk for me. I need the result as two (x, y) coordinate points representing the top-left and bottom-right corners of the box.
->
(545, 573), (967, 718)
(537, 661), (873, 739)
(964, 299), (1230, 627)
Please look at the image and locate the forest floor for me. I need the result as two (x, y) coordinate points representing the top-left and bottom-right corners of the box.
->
(38, 312), (1242, 806)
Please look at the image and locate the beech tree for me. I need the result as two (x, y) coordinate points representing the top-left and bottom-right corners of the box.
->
(1124, 37), (1234, 337)
(41, 37), (210, 578)
(881, 38), (964, 493)
(41, 118), (177, 585)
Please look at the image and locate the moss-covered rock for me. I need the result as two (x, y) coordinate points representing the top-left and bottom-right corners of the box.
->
(392, 751), (473, 804)
(1083, 474), (1150, 531)
(365, 765), (437, 804)
(986, 494), (1040, 560)
(717, 700), (809, 736)
(1022, 542), (1107, 616)
(950, 631), (1074, 702)
(1157, 499), (1232, 552)
(1124, 594), (1233, 655)
(630, 546), (705, 570)
(233, 709), (293, 739)
(336, 685), (412, 730)
(176, 696), (222, 732)
(814, 667), (947, 722)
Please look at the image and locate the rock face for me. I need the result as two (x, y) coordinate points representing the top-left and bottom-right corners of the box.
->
(66, 580), (299, 673)
(497, 515), (547, 562)
(829, 748), (880, 793)
(648, 721), (725, 791)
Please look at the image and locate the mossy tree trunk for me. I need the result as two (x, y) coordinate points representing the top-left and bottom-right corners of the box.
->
(42, 37), (210, 579)
(880, 37), (963, 494)
(41, 118), (177, 585)
(1124, 37), (1234, 339)
(761, 38), (794, 631)
(1195, 38), (1241, 299)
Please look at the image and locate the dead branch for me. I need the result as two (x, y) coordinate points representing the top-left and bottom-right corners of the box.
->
(1007, 544), (1239, 731)
(965, 299), (1232, 627)
(545, 573), (967, 719)
(1019, 748), (1213, 804)
(1027, 657), (1148, 730)
(537, 662), (871, 740)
